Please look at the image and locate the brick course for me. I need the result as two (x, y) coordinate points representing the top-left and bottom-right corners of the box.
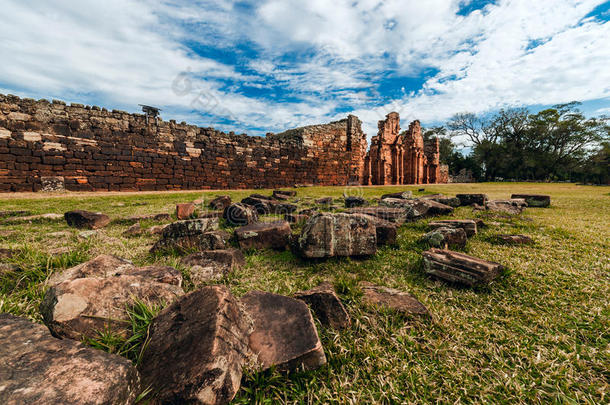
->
(0, 95), (368, 192)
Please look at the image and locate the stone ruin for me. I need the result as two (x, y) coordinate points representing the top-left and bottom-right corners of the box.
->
(0, 94), (448, 192)
(364, 112), (444, 185)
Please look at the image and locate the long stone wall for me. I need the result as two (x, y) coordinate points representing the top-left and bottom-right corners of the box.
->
(0, 94), (368, 192)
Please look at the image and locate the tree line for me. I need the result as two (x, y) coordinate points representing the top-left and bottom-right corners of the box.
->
(422, 102), (610, 184)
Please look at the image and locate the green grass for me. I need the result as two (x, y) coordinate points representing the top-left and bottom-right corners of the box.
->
(1, 183), (609, 403)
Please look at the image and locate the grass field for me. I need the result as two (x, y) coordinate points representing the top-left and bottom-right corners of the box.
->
(0, 183), (608, 404)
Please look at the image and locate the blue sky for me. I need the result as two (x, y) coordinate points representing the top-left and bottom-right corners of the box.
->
(1, 0), (609, 141)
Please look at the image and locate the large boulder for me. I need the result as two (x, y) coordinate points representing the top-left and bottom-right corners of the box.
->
(422, 227), (467, 249)
(64, 210), (110, 229)
(422, 248), (504, 286)
(0, 314), (141, 405)
(294, 282), (351, 330)
(241, 291), (326, 372)
(428, 219), (478, 237)
(456, 194), (488, 206)
(150, 218), (225, 253)
(139, 286), (251, 405)
(297, 213), (377, 258)
(209, 195), (232, 210)
(360, 282), (430, 317)
(346, 207), (409, 224)
(223, 203), (258, 226)
(235, 221), (291, 250)
(511, 194), (550, 207)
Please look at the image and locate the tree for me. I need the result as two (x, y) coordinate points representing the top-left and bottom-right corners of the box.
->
(446, 103), (610, 182)
(526, 102), (609, 180)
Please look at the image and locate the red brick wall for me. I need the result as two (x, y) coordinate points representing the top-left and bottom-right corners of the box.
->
(0, 95), (367, 192)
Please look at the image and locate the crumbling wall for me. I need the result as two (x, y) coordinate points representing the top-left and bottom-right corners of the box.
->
(0, 95), (367, 192)
(364, 113), (447, 185)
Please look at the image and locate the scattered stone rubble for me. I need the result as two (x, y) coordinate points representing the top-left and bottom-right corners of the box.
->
(0, 188), (546, 403)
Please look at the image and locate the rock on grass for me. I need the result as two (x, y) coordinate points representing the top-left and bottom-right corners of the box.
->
(0, 314), (141, 405)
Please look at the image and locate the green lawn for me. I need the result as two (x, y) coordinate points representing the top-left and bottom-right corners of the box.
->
(1, 183), (608, 404)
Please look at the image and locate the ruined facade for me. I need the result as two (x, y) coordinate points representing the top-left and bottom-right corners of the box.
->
(0, 95), (445, 192)
(363, 112), (441, 185)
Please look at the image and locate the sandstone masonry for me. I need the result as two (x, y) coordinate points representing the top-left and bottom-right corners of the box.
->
(0, 94), (447, 192)
(364, 113), (443, 185)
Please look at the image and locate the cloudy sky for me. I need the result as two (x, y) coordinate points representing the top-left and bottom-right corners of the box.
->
(1, 0), (609, 138)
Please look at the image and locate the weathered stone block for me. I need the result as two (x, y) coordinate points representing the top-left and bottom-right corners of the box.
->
(456, 194), (488, 206)
(298, 213), (377, 258)
(422, 226), (467, 249)
(360, 282), (430, 317)
(176, 202), (196, 219)
(41, 271), (183, 340)
(223, 203), (258, 226)
(511, 194), (550, 207)
(294, 282), (351, 330)
(428, 219), (477, 237)
(209, 195), (232, 210)
(64, 210), (110, 229)
(0, 314), (141, 405)
(139, 287), (251, 405)
(422, 248), (504, 286)
(235, 220), (291, 250)
(241, 291), (326, 372)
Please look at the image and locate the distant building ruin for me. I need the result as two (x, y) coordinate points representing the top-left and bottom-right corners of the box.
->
(0, 94), (447, 192)
(363, 112), (441, 185)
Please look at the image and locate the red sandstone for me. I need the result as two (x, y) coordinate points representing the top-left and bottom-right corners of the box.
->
(0, 94), (447, 192)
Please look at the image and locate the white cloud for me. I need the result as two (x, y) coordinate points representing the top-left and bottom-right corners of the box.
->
(0, 0), (609, 140)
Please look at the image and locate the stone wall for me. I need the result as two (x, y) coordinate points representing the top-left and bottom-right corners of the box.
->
(0, 94), (367, 192)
